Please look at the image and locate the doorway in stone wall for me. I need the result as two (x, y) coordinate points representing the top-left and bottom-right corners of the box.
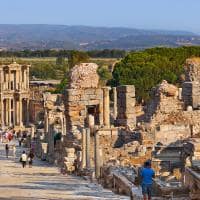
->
(86, 105), (100, 126)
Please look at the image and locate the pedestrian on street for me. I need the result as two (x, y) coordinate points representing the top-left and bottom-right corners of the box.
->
(20, 151), (27, 168)
(18, 137), (22, 147)
(13, 145), (16, 159)
(140, 161), (155, 200)
(5, 144), (9, 158)
(28, 150), (34, 168)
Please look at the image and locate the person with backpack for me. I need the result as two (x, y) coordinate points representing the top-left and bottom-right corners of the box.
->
(20, 151), (27, 168)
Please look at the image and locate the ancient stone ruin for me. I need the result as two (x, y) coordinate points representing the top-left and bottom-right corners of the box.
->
(29, 58), (200, 199)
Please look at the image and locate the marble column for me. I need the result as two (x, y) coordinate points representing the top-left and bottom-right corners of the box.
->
(8, 70), (10, 90)
(27, 68), (29, 89)
(19, 97), (23, 127)
(0, 70), (3, 92)
(113, 87), (117, 120)
(13, 98), (16, 126)
(1, 98), (4, 127)
(94, 130), (101, 178)
(86, 128), (91, 169)
(6, 99), (9, 126)
(81, 129), (86, 169)
(102, 87), (111, 127)
(26, 99), (29, 126)
(44, 110), (49, 133)
(24, 69), (26, 89)
(178, 88), (182, 100)
(8, 98), (12, 126)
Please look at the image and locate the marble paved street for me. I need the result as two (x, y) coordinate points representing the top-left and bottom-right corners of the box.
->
(0, 142), (129, 200)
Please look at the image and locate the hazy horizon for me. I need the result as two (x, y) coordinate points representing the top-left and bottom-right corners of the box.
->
(0, 0), (200, 33)
(0, 23), (196, 34)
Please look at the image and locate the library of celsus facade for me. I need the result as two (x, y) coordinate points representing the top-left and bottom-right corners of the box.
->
(0, 62), (30, 130)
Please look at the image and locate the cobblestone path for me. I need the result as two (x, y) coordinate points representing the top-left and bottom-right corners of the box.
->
(0, 142), (129, 200)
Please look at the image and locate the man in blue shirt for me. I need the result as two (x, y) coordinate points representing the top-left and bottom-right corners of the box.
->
(140, 161), (155, 200)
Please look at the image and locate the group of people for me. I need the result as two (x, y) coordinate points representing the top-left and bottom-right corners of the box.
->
(4, 131), (35, 169)
(20, 150), (34, 168)
(5, 143), (34, 168)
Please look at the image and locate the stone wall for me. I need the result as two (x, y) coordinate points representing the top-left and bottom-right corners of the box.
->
(116, 85), (136, 129)
(182, 81), (200, 109)
(182, 58), (200, 109)
(65, 88), (104, 138)
(154, 124), (191, 145)
(144, 80), (183, 127)
(184, 58), (200, 82)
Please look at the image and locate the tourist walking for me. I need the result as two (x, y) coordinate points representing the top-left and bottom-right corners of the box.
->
(5, 144), (9, 158)
(20, 151), (27, 168)
(18, 137), (22, 147)
(28, 150), (34, 168)
(140, 161), (155, 200)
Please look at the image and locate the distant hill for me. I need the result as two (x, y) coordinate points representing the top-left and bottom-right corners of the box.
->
(0, 24), (199, 50)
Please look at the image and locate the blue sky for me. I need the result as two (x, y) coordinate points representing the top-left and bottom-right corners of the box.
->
(0, 0), (199, 33)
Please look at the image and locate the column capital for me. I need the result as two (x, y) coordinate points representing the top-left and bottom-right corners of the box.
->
(102, 86), (111, 91)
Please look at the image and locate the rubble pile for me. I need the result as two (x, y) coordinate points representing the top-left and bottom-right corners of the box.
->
(162, 112), (189, 125)
(158, 80), (178, 97)
(69, 63), (99, 89)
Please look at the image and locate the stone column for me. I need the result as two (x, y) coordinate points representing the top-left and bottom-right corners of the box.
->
(178, 88), (182, 100)
(24, 69), (26, 89)
(94, 130), (101, 178)
(99, 102), (104, 126)
(27, 68), (29, 89)
(0, 70), (3, 92)
(8, 98), (12, 126)
(16, 70), (20, 90)
(81, 129), (86, 169)
(15, 100), (19, 125)
(6, 99), (9, 126)
(113, 87), (117, 120)
(1, 98), (4, 127)
(86, 128), (91, 169)
(26, 99), (29, 126)
(102, 87), (111, 127)
(8, 70), (10, 90)
(13, 98), (16, 126)
(19, 97), (23, 127)
(44, 110), (49, 133)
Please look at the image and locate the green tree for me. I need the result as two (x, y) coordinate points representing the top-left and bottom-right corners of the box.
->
(68, 51), (90, 68)
(97, 66), (112, 86)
